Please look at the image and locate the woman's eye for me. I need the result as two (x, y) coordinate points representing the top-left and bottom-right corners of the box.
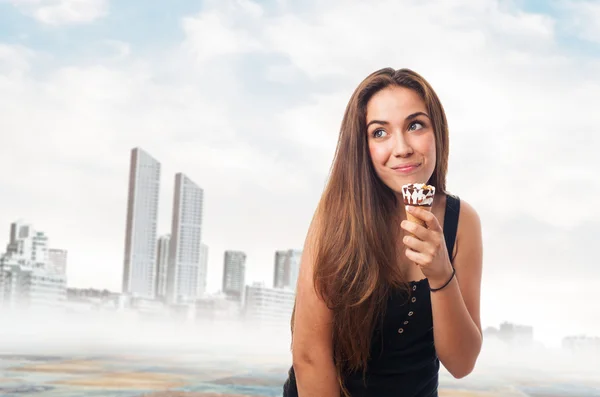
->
(409, 121), (424, 131)
(373, 129), (387, 138)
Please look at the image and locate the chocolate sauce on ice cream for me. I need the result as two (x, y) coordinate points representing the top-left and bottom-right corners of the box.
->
(401, 183), (436, 207)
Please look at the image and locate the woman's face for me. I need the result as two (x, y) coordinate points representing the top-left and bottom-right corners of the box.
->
(365, 85), (437, 194)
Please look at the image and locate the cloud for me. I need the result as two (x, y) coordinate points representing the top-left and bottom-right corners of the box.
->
(102, 40), (131, 60)
(7, 0), (109, 25)
(181, 13), (263, 64)
(558, 0), (600, 44)
(262, 1), (556, 79)
(0, 43), (34, 76)
(0, 0), (599, 339)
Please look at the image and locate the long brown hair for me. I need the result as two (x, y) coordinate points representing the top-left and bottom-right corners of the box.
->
(293, 68), (450, 394)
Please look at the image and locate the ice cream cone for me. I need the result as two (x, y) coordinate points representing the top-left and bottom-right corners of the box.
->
(401, 183), (436, 238)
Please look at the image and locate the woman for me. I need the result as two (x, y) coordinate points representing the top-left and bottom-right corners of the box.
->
(283, 68), (483, 397)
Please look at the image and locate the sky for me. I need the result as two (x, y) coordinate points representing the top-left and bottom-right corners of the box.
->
(0, 0), (599, 345)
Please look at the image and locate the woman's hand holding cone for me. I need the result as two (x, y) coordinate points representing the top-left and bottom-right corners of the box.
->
(401, 205), (453, 287)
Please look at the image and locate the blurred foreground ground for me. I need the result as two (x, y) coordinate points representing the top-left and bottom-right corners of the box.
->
(1, 312), (599, 396)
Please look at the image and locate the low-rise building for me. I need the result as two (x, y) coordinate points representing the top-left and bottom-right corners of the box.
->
(243, 282), (295, 325)
(0, 256), (66, 310)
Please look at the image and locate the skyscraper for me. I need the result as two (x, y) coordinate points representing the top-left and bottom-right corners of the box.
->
(122, 147), (161, 299)
(222, 250), (246, 302)
(166, 173), (204, 304)
(273, 249), (302, 291)
(155, 234), (170, 299)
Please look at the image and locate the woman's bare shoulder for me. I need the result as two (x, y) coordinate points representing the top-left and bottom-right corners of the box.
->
(456, 198), (482, 242)
(452, 196), (483, 331)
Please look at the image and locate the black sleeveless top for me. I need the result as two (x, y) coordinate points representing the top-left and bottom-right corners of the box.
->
(283, 194), (461, 397)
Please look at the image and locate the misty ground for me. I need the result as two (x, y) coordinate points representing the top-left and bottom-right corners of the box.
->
(1, 310), (600, 396)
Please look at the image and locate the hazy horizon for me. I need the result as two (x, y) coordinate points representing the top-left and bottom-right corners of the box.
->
(1, 309), (599, 388)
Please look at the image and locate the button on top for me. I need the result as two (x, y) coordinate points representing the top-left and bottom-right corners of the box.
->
(412, 285), (417, 291)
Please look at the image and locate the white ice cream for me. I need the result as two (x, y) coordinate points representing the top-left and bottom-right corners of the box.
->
(401, 183), (436, 206)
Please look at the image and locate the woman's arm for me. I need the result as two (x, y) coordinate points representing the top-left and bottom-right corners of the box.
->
(291, 218), (340, 396)
(430, 199), (483, 378)
(401, 199), (483, 378)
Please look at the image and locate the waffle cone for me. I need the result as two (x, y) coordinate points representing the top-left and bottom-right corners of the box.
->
(406, 206), (431, 238)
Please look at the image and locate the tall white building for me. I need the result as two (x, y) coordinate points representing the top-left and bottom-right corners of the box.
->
(198, 243), (208, 297)
(48, 249), (67, 275)
(166, 173), (204, 304)
(122, 147), (161, 299)
(273, 249), (302, 291)
(154, 234), (170, 299)
(244, 282), (295, 325)
(0, 222), (66, 310)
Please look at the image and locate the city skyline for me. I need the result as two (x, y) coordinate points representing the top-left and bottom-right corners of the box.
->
(118, 146), (306, 301)
(0, 216), (598, 347)
(0, 216), (302, 329)
(0, 212), (302, 296)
